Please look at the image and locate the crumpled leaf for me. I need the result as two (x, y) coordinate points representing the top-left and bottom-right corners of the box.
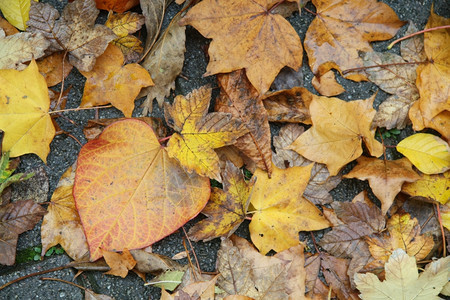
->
(289, 94), (383, 176)
(311, 70), (345, 96)
(0, 60), (56, 162)
(216, 70), (272, 175)
(262, 87), (313, 123)
(139, 13), (186, 114)
(27, 0), (116, 72)
(41, 163), (89, 261)
(0, 0), (32, 30)
(410, 8), (450, 129)
(397, 133), (450, 174)
(188, 162), (252, 242)
(249, 163), (330, 254)
(95, 0), (139, 13)
(130, 249), (184, 275)
(402, 170), (450, 205)
(179, 0), (302, 94)
(0, 200), (46, 265)
(216, 235), (305, 299)
(102, 249), (136, 278)
(73, 119), (210, 260)
(36, 52), (73, 87)
(344, 157), (420, 214)
(0, 30), (50, 70)
(365, 213), (434, 269)
(355, 248), (449, 300)
(79, 44), (153, 117)
(272, 124), (341, 205)
(304, 0), (404, 83)
(165, 86), (247, 181)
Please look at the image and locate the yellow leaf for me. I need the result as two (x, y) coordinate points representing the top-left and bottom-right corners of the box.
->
(402, 171), (450, 205)
(249, 163), (330, 254)
(441, 203), (450, 231)
(105, 11), (145, 37)
(111, 35), (143, 64)
(165, 87), (247, 181)
(0, 60), (55, 162)
(0, 0), (34, 31)
(397, 133), (450, 174)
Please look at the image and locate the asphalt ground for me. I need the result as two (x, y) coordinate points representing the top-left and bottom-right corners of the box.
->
(0, 0), (449, 299)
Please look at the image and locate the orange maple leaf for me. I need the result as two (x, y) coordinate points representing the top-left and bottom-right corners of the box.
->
(179, 0), (302, 94)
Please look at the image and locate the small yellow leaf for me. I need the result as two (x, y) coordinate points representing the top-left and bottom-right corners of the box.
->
(105, 12), (145, 37)
(402, 171), (450, 205)
(397, 133), (450, 174)
(0, 0), (34, 31)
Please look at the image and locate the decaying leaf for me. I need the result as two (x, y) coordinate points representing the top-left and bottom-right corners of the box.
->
(355, 248), (449, 300)
(164, 86), (247, 181)
(0, 60), (56, 162)
(0, 200), (46, 265)
(73, 119), (210, 260)
(130, 249), (184, 275)
(402, 170), (450, 205)
(188, 162), (252, 242)
(216, 235), (305, 299)
(262, 87), (312, 123)
(179, 0), (302, 94)
(27, 0), (116, 72)
(304, 0), (404, 82)
(140, 0), (169, 51)
(397, 133), (450, 174)
(0, 0), (32, 30)
(79, 44), (153, 117)
(95, 0), (139, 13)
(139, 13), (186, 113)
(311, 70), (345, 97)
(102, 249), (136, 278)
(344, 157), (420, 214)
(41, 163), (89, 261)
(0, 152), (33, 197)
(365, 213), (434, 268)
(0, 30), (50, 70)
(160, 276), (217, 299)
(216, 70), (272, 175)
(289, 94), (383, 176)
(36, 52), (73, 87)
(249, 163), (330, 254)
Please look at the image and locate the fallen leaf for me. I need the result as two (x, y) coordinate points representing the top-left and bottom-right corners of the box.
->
(409, 105), (450, 141)
(0, 15), (19, 35)
(79, 44), (153, 117)
(179, 0), (302, 94)
(148, 270), (185, 292)
(27, 0), (116, 72)
(304, 254), (332, 299)
(36, 52), (73, 87)
(111, 35), (143, 64)
(0, 200), (46, 265)
(140, 0), (168, 51)
(95, 0), (139, 13)
(130, 249), (184, 275)
(401, 22), (426, 63)
(304, 0), (404, 82)
(216, 235), (306, 299)
(249, 163), (330, 254)
(289, 94), (383, 176)
(0, 31), (50, 70)
(0, 0), (32, 30)
(73, 119), (210, 260)
(0, 152), (33, 197)
(365, 213), (434, 268)
(188, 162), (252, 242)
(355, 248), (449, 300)
(402, 170), (450, 205)
(85, 290), (115, 300)
(344, 157), (420, 214)
(41, 163), (89, 261)
(10, 166), (48, 204)
(320, 254), (360, 300)
(311, 70), (345, 96)
(412, 8), (450, 127)
(139, 13), (186, 113)
(164, 86), (247, 181)
(216, 70), (272, 175)
(442, 203), (450, 231)
(262, 87), (313, 123)
(372, 96), (415, 130)
(397, 133), (450, 174)
(0, 60), (56, 162)
(103, 249), (136, 278)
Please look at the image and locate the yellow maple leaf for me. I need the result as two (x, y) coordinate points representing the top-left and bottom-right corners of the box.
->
(165, 87), (247, 181)
(397, 133), (450, 175)
(0, 0), (33, 31)
(249, 163), (330, 254)
(289, 94), (383, 176)
(179, 0), (302, 94)
(0, 60), (55, 162)
(80, 44), (153, 117)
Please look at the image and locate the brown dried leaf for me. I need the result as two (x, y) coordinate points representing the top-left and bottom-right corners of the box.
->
(401, 22), (426, 63)
(216, 70), (272, 175)
(36, 52), (73, 87)
(140, 0), (168, 51)
(27, 0), (116, 72)
(311, 70), (345, 96)
(372, 95), (414, 130)
(130, 249), (184, 275)
(102, 248), (137, 278)
(0, 16), (19, 36)
(321, 254), (360, 300)
(262, 87), (312, 123)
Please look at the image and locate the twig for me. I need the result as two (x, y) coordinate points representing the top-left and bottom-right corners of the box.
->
(48, 105), (113, 114)
(435, 203), (447, 257)
(388, 25), (450, 49)
(342, 61), (423, 75)
(182, 227), (202, 275)
(303, 6), (317, 16)
(0, 265), (69, 291)
(55, 51), (68, 109)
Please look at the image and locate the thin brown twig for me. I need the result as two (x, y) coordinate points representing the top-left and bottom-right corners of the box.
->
(310, 232), (320, 253)
(388, 25), (450, 49)
(303, 6), (317, 16)
(435, 203), (447, 257)
(342, 61), (424, 75)
(181, 227), (202, 275)
(0, 266), (69, 291)
(40, 277), (86, 291)
(55, 51), (68, 109)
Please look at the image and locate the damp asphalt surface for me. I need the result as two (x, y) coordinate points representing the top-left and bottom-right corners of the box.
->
(0, 0), (449, 299)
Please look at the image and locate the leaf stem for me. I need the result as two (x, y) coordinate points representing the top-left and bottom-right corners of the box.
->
(268, 0), (286, 13)
(182, 227), (202, 278)
(158, 136), (172, 144)
(40, 277), (86, 292)
(387, 25), (450, 49)
(302, 6), (317, 16)
(342, 61), (424, 75)
(49, 105), (113, 114)
(0, 265), (69, 291)
(435, 203), (447, 257)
